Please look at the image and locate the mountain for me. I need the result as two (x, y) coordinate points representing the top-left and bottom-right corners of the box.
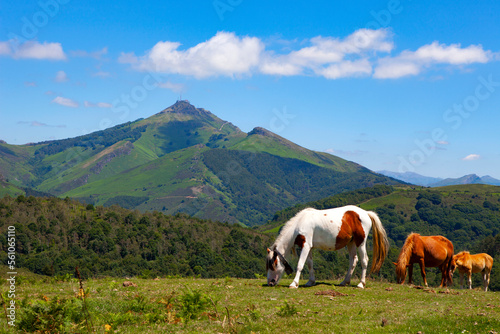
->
(429, 174), (500, 187)
(0, 100), (401, 226)
(377, 170), (442, 187)
(377, 171), (500, 187)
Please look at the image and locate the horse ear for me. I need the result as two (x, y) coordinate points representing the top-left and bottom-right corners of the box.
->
(392, 262), (397, 266)
(267, 248), (271, 253)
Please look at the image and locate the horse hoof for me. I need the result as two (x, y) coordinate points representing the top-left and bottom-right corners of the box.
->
(305, 281), (316, 287)
(289, 283), (299, 289)
(357, 282), (365, 289)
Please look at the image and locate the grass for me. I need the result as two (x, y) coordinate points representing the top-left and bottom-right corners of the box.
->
(1, 268), (499, 333)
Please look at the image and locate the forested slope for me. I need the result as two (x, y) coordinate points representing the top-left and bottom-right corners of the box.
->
(0, 195), (272, 279)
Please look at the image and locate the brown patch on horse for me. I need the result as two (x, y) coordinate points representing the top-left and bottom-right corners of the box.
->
(335, 211), (365, 250)
(294, 234), (306, 248)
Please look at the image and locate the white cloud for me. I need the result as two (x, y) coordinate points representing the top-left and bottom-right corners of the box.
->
(374, 42), (491, 79)
(260, 29), (392, 77)
(462, 154), (481, 161)
(52, 96), (78, 108)
(84, 101), (113, 108)
(118, 52), (138, 64)
(0, 41), (11, 55)
(316, 59), (372, 79)
(123, 32), (264, 78)
(4, 41), (67, 60)
(120, 30), (495, 80)
(54, 70), (68, 82)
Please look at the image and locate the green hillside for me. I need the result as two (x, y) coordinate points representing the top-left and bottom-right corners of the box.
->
(0, 100), (401, 226)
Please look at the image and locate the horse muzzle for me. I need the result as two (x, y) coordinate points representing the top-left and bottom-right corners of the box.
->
(268, 278), (277, 286)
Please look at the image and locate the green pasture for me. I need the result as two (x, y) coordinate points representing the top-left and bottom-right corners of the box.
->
(1, 267), (499, 333)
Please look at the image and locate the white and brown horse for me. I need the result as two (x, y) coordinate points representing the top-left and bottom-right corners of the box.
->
(451, 251), (494, 291)
(266, 205), (389, 288)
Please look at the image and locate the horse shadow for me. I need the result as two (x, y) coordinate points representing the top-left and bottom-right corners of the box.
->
(262, 281), (354, 288)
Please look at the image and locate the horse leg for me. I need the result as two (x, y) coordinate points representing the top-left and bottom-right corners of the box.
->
(340, 242), (358, 287)
(484, 269), (491, 292)
(418, 259), (428, 287)
(408, 264), (414, 285)
(438, 263), (447, 287)
(356, 242), (369, 288)
(467, 270), (472, 289)
(304, 251), (316, 287)
(289, 243), (311, 289)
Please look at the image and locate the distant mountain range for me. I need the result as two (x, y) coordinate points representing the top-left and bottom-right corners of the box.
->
(377, 170), (500, 187)
(0, 100), (401, 226)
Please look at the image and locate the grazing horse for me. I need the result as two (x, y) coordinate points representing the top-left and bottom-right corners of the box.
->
(394, 233), (454, 287)
(451, 251), (493, 291)
(266, 205), (389, 289)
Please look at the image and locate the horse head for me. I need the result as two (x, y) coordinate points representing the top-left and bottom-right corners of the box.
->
(393, 261), (408, 284)
(266, 247), (293, 286)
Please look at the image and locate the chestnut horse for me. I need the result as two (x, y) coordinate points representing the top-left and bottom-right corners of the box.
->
(451, 251), (494, 291)
(394, 233), (454, 287)
(266, 205), (389, 289)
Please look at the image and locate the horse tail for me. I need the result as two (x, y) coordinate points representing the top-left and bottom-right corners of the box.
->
(485, 254), (494, 271)
(367, 211), (389, 274)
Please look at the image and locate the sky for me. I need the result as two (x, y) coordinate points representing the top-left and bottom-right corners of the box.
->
(1, 0), (499, 179)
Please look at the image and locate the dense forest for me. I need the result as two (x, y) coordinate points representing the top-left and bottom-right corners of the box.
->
(1, 184), (499, 290)
(0, 195), (272, 280)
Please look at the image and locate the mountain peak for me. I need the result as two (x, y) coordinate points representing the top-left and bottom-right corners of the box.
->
(248, 127), (274, 137)
(160, 100), (210, 116)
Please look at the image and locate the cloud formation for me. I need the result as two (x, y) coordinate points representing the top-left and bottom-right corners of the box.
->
(52, 96), (78, 108)
(120, 32), (264, 78)
(462, 154), (481, 161)
(374, 42), (491, 79)
(0, 40), (66, 60)
(120, 30), (495, 80)
(55, 70), (68, 82)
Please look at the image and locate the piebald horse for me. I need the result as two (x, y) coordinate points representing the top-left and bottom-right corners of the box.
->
(451, 251), (493, 291)
(266, 205), (389, 288)
(394, 233), (454, 287)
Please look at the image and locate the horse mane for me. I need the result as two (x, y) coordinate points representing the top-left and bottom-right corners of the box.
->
(455, 250), (471, 267)
(273, 208), (313, 252)
(397, 233), (419, 271)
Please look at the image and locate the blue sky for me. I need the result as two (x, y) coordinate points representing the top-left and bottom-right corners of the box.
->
(1, 0), (499, 179)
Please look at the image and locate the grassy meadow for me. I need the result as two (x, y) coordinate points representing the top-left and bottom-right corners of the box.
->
(1, 266), (499, 333)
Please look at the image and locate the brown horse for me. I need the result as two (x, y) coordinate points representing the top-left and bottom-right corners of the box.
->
(451, 251), (494, 291)
(394, 233), (454, 287)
